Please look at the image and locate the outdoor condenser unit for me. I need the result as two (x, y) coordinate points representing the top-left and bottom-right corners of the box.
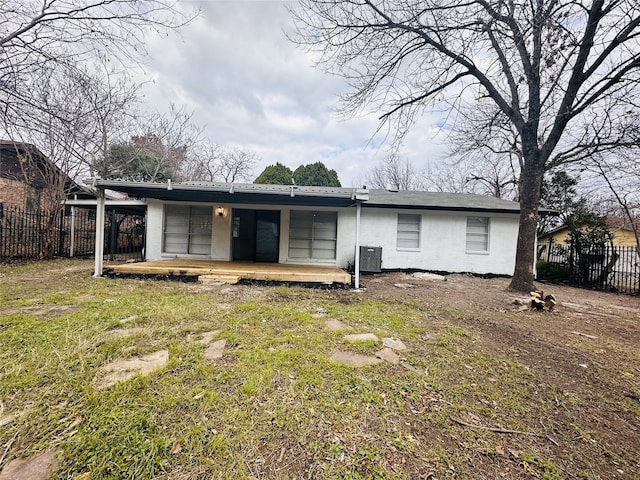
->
(359, 246), (382, 273)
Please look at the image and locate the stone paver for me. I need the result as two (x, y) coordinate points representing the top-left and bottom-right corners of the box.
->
(382, 337), (408, 351)
(0, 450), (59, 480)
(344, 333), (379, 343)
(204, 339), (227, 362)
(325, 319), (350, 331)
(198, 330), (220, 344)
(375, 347), (401, 364)
(330, 350), (382, 367)
(94, 350), (169, 389)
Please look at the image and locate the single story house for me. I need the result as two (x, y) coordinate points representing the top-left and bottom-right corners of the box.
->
(87, 179), (529, 285)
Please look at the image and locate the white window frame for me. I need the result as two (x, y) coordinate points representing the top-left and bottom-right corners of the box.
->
(396, 213), (421, 250)
(163, 205), (212, 255)
(466, 216), (490, 253)
(288, 210), (337, 260)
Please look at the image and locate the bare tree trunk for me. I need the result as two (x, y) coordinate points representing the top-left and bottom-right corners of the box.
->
(509, 152), (544, 292)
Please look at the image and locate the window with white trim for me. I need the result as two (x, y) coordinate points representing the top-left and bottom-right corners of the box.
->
(163, 205), (212, 255)
(466, 216), (489, 252)
(288, 210), (337, 260)
(397, 214), (421, 249)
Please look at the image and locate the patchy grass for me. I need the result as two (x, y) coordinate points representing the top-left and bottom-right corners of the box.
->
(0, 259), (638, 479)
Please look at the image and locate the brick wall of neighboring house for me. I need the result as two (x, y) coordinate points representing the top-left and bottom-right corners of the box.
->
(0, 177), (31, 208)
(0, 141), (70, 211)
(0, 176), (65, 211)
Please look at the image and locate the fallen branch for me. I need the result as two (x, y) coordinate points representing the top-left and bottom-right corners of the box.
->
(451, 417), (537, 435)
(0, 432), (18, 466)
(451, 417), (558, 445)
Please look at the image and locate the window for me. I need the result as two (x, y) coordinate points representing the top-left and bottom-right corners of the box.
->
(466, 216), (489, 252)
(163, 205), (212, 255)
(397, 214), (421, 249)
(289, 210), (337, 260)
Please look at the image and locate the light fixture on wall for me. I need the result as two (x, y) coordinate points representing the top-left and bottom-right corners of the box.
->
(217, 206), (224, 217)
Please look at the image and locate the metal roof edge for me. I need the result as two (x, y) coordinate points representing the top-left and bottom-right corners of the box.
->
(85, 179), (369, 201)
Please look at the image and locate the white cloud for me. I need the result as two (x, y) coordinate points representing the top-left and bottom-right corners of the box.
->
(138, 0), (448, 186)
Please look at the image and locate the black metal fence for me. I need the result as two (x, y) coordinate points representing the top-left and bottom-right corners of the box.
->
(537, 238), (640, 294)
(0, 204), (145, 263)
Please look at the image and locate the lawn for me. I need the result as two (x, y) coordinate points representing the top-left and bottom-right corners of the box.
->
(0, 259), (638, 479)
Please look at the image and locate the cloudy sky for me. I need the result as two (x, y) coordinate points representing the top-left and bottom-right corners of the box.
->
(140, 0), (449, 187)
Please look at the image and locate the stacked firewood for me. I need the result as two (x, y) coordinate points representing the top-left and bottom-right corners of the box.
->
(530, 290), (557, 312)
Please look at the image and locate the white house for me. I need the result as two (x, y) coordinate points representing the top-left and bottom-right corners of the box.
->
(87, 179), (525, 283)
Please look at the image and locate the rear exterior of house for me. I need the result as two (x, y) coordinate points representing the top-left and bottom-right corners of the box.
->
(92, 181), (522, 277)
(143, 201), (519, 275)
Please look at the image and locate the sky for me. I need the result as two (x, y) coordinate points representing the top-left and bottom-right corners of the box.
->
(138, 0), (449, 187)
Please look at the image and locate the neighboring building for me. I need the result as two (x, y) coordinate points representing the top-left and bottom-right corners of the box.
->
(88, 179), (528, 277)
(0, 140), (86, 210)
(538, 217), (640, 253)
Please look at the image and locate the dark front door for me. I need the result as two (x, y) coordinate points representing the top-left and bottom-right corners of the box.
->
(232, 209), (280, 262)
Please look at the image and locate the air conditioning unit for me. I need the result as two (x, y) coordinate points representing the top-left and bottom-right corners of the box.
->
(359, 246), (382, 273)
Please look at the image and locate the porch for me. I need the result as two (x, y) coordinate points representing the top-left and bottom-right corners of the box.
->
(105, 259), (352, 285)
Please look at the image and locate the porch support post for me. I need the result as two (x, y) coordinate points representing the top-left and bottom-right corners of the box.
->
(354, 200), (361, 289)
(69, 200), (76, 258)
(93, 187), (106, 277)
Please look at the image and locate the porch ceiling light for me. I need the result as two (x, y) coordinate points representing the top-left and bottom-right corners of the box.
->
(217, 206), (224, 217)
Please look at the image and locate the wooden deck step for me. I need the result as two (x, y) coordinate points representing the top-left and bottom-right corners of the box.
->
(198, 274), (241, 284)
(108, 259), (352, 285)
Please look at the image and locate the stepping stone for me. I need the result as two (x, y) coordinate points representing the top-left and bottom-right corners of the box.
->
(382, 337), (408, 351)
(394, 283), (415, 289)
(325, 319), (350, 331)
(94, 350), (169, 389)
(0, 450), (59, 480)
(204, 339), (227, 362)
(375, 347), (401, 364)
(198, 330), (220, 344)
(330, 350), (382, 367)
(344, 333), (379, 343)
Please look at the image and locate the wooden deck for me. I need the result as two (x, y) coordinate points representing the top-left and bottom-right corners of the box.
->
(106, 259), (352, 285)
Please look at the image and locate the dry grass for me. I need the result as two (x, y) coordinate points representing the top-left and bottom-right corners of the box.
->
(0, 259), (638, 479)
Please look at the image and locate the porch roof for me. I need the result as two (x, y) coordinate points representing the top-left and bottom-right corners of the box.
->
(86, 179), (368, 207)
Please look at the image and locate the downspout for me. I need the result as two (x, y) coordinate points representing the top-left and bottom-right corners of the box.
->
(93, 187), (106, 277)
(354, 200), (361, 289)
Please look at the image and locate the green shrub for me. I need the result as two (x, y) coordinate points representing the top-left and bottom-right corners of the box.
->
(536, 260), (571, 283)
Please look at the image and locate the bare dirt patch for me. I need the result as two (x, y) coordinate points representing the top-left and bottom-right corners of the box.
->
(339, 272), (640, 478)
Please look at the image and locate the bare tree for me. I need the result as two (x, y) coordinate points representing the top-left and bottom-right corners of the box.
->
(291, 0), (640, 291)
(0, 1), (194, 120)
(365, 154), (426, 190)
(215, 148), (259, 183)
(182, 143), (259, 183)
(99, 104), (202, 182)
